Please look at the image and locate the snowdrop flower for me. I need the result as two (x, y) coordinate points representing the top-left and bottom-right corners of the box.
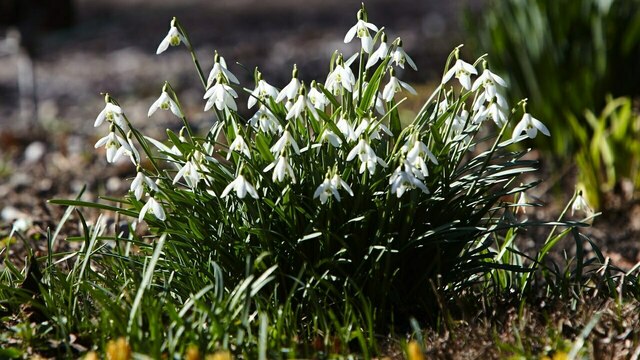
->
(337, 117), (358, 143)
(95, 102), (125, 129)
(206, 52), (239, 86)
(156, 20), (186, 55)
(512, 113), (550, 141)
(94, 130), (132, 163)
(117, 133), (141, 165)
(390, 38), (417, 71)
(264, 156), (296, 183)
(325, 59), (356, 94)
(472, 68), (507, 98)
(173, 160), (201, 188)
(314, 173), (353, 204)
(221, 174), (259, 199)
(308, 83), (329, 110)
(320, 128), (342, 148)
(389, 167), (429, 198)
(286, 89), (320, 120)
(314, 178), (340, 204)
(331, 174), (354, 196)
(406, 140), (438, 179)
(382, 69), (417, 102)
(130, 172), (159, 200)
(353, 83), (386, 115)
(485, 100), (508, 127)
(346, 139), (387, 175)
(276, 66), (301, 103)
(270, 130), (300, 155)
(227, 134), (251, 159)
(148, 90), (182, 118)
(571, 191), (592, 216)
(139, 196), (166, 222)
(514, 191), (528, 214)
(344, 9), (379, 53)
(366, 32), (389, 69)
(247, 75), (279, 108)
(204, 83), (238, 111)
(442, 59), (477, 90)
(249, 105), (281, 134)
(354, 118), (392, 140)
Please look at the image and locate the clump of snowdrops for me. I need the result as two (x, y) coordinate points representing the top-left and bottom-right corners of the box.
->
(50, 4), (592, 356)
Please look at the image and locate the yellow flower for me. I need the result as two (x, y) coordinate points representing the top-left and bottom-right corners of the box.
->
(84, 351), (99, 360)
(407, 340), (425, 360)
(185, 345), (201, 360)
(106, 337), (131, 360)
(205, 350), (233, 360)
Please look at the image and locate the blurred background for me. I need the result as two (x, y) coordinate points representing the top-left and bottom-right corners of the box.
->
(0, 0), (475, 135)
(1, 0), (640, 266)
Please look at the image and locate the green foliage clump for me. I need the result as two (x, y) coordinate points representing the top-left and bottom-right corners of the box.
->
(467, 0), (640, 155)
(572, 96), (640, 208)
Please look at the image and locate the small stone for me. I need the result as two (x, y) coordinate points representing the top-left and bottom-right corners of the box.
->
(24, 141), (47, 164)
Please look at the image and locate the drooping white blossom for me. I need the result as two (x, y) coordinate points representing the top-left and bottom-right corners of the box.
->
(156, 22), (186, 55)
(512, 113), (550, 141)
(442, 59), (478, 90)
(139, 196), (166, 222)
(221, 175), (259, 199)
(148, 90), (182, 118)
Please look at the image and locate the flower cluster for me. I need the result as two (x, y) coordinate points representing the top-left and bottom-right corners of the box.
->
(92, 5), (550, 226)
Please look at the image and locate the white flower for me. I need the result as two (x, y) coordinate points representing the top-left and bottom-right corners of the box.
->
(442, 59), (477, 90)
(94, 131), (132, 163)
(308, 85), (329, 111)
(227, 135), (251, 159)
(221, 175), (259, 199)
(276, 77), (301, 103)
(486, 100), (508, 127)
(320, 128), (342, 148)
(512, 113), (550, 141)
(571, 191), (592, 216)
(248, 79), (279, 108)
(354, 118), (392, 140)
(314, 178), (340, 204)
(382, 72), (417, 102)
(346, 139), (387, 175)
(249, 105), (281, 134)
(95, 102), (125, 129)
(325, 63), (356, 94)
(117, 135), (140, 165)
(337, 117), (358, 143)
(313, 173), (354, 204)
(405, 140), (438, 179)
(390, 40), (417, 70)
(514, 191), (528, 214)
(286, 93), (320, 120)
(206, 55), (239, 86)
(130, 172), (158, 200)
(148, 91), (182, 118)
(270, 130), (300, 155)
(139, 196), (166, 222)
(331, 174), (354, 196)
(472, 68), (507, 98)
(173, 160), (201, 188)
(353, 83), (386, 115)
(264, 156), (296, 183)
(344, 15), (379, 53)
(156, 24), (186, 55)
(204, 83), (238, 111)
(366, 34), (389, 69)
(389, 167), (429, 198)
